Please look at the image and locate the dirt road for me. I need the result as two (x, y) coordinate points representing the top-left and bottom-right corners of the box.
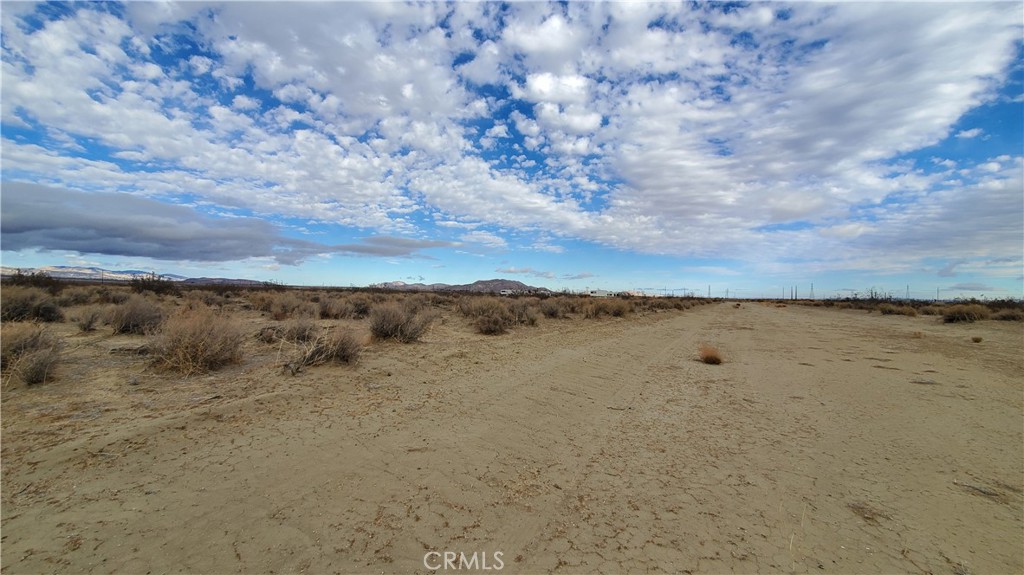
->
(3, 302), (1021, 573)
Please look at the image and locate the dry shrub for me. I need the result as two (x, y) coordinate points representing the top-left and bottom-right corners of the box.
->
(943, 304), (990, 323)
(539, 299), (564, 319)
(299, 328), (362, 366)
(698, 343), (723, 365)
(153, 308), (245, 375)
(349, 296), (372, 319)
(1, 324), (61, 384)
(971, 336), (983, 343)
(475, 314), (509, 335)
(56, 286), (98, 307)
(369, 303), (432, 342)
(319, 297), (353, 319)
(282, 317), (318, 343)
(918, 305), (944, 316)
(584, 299), (631, 319)
(992, 308), (1024, 321)
(75, 306), (104, 332)
(108, 295), (163, 334)
(878, 303), (918, 317)
(509, 300), (538, 326)
(1, 286), (44, 321)
(0, 286), (64, 323)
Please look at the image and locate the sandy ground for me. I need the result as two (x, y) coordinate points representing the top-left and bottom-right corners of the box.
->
(2, 301), (1022, 574)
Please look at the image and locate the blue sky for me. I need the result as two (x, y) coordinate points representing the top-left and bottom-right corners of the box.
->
(2, 1), (1022, 299)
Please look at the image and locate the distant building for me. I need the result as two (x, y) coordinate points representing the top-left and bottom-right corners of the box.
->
(588, 289), (613, 298)
(499, 289), (514, 296)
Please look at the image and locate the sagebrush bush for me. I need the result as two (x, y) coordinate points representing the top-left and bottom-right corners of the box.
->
(319, 297), (353, 319)
(369, 304), (432, 342)
(282, 317), (318, 343)
(584, 299), (631, 319)
(57, 286), (98, 307)
(1, 286), (43, 322)
(475, 314), (508, 335)
(992, 308), (1024, 321)
(698, 343), (723, 365)
(153, 309), (245, 375)
(918, 305), (944, 316)
(539, 299), (564, 319)
(1, 324), (60, 384)
(108, 295), (163, 334)
(878, 304), (918, 317)
(75, 307), (104, 332)
(943, 304), (991, 323)
(299, 328), (362, 366)
(349, 296), (372, 319)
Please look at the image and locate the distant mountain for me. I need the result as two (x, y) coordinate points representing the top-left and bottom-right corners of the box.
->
(181, 277), (268, 287)
(373, 278), (546, 294)
(0, 265), (188, 282)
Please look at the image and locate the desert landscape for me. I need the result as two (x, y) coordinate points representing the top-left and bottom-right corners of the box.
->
(1, 282), (1022, 574)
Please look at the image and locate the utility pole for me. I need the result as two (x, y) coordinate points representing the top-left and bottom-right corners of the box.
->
(810, 283), (814, 300)
(707, 285), (711, 298)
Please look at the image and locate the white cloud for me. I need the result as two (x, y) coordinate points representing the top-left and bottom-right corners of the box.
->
(1, 1), (1020, 285)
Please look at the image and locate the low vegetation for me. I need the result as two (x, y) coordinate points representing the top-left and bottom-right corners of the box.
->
(1, 324), (61, 384)
(108, 295), (164, 334)
(369, 303), (433, 342)
(943, 304), (991, 323)
(297, 328), (362, 367)
(152, 308), (245, 375)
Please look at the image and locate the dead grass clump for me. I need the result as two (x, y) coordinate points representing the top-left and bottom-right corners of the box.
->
(152, 309), (245, 375)
(298, 328), (362, 366)
(878, 303), (918, 317)
(108, 296), (163, 335)
(943, 304), (991, 323)
(698, 343), (723, 365)
(992, 308), (1024, 321)
(971, 336), (983, 343)
(369, 304), (432, 342)
(1, 324), (61, 384)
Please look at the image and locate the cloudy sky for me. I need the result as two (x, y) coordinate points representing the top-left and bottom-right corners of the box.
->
(2, 1), (1021, 298)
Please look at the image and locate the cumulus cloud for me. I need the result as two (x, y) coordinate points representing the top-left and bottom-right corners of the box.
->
(0, 1), (1020, 285)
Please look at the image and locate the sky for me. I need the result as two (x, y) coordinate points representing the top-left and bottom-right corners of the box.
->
(1, 1), (1022, 299)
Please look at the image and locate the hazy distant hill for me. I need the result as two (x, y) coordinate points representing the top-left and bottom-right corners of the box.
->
(0, 265), (188, 282)
(373, 278), (544, 293)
